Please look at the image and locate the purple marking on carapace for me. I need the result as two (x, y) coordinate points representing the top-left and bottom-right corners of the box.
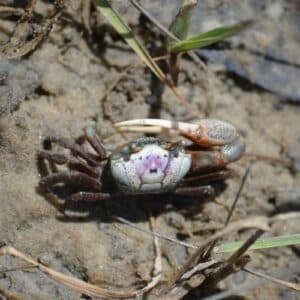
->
(134, 152), (169, 177)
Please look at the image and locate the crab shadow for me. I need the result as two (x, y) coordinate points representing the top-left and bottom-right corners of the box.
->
(36, 182), (227, 224)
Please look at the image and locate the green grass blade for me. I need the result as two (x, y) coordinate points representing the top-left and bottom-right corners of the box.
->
(170, 20), (252, 54)
(167, 0), (197, 47)
(93, 0), (166, 81)
(214, 234), (300, 254)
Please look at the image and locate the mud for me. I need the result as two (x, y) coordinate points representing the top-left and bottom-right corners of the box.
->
(0, 1), (299, 299)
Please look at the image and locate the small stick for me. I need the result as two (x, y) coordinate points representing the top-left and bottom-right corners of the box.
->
(243, 266), (300, 292)
(201, 162), (252, 259)
(114, 216), (198, 249)
(225, 161), (253, 225)
(244, 153), (293, 167)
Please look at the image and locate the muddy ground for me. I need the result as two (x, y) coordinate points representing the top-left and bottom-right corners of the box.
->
(0, 1), (299, 299)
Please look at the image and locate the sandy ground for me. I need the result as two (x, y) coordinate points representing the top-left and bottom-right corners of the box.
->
(0, 1), (299, 299)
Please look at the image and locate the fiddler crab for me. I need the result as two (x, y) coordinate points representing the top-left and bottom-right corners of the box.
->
(38, 118), (245, 211)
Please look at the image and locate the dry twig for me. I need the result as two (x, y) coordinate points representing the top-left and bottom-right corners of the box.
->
(161, 212), (300, 294)
(243, 266), (300, 292)
(0, 225), (162, 299)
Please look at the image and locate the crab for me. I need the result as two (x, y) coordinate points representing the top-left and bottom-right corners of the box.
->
(38, 118), (245, 212)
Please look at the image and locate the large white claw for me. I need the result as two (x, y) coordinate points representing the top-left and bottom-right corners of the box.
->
(115, 118), (238, 147)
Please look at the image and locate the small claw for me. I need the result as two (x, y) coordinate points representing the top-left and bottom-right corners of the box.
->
(115, 118), (237, 147)
(189, 137), (245, 173)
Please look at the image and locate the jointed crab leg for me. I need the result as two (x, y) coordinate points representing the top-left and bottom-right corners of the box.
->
(38, 150), (99, 178)
(115, 118), (238, 147)
(84, 126), (107, 159)
(182, 169), (234, 184)
(44, 135), (100, 166)
(174, 185), (215, 198)
(39, 171), (103, 191)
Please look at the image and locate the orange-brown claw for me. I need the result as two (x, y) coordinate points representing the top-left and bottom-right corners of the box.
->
(188, 136), (245, 173)
(115, 119), (237, 146)
(115, 118), (245, 165)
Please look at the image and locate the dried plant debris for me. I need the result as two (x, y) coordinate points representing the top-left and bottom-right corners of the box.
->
(0, 0), (66, 59)
(1, 213), (298, 299)
(0, 54), (39, 117)
(0, 227), (162, 299)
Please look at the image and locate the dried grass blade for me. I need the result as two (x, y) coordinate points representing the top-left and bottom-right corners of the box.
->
(244, 267), (300, 292)
(0, 243), (161, 299)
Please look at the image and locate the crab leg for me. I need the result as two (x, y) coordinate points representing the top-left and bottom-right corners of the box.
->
(115, 118), (238, 147)
(39, 171), (102, 191)
(38, 150), (99, 178)
(182, 169), (234, 184)
(174, 185), (215, 198)
(44, 135), (100, 166)
(84, 126), (107, 159)
(65, 192), (111, 205)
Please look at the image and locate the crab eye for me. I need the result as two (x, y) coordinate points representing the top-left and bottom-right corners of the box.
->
(121, 147), (131, 161)
(172, 149), (179, 157)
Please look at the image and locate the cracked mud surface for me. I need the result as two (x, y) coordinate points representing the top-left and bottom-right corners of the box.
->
(0, 1), (299, 299)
